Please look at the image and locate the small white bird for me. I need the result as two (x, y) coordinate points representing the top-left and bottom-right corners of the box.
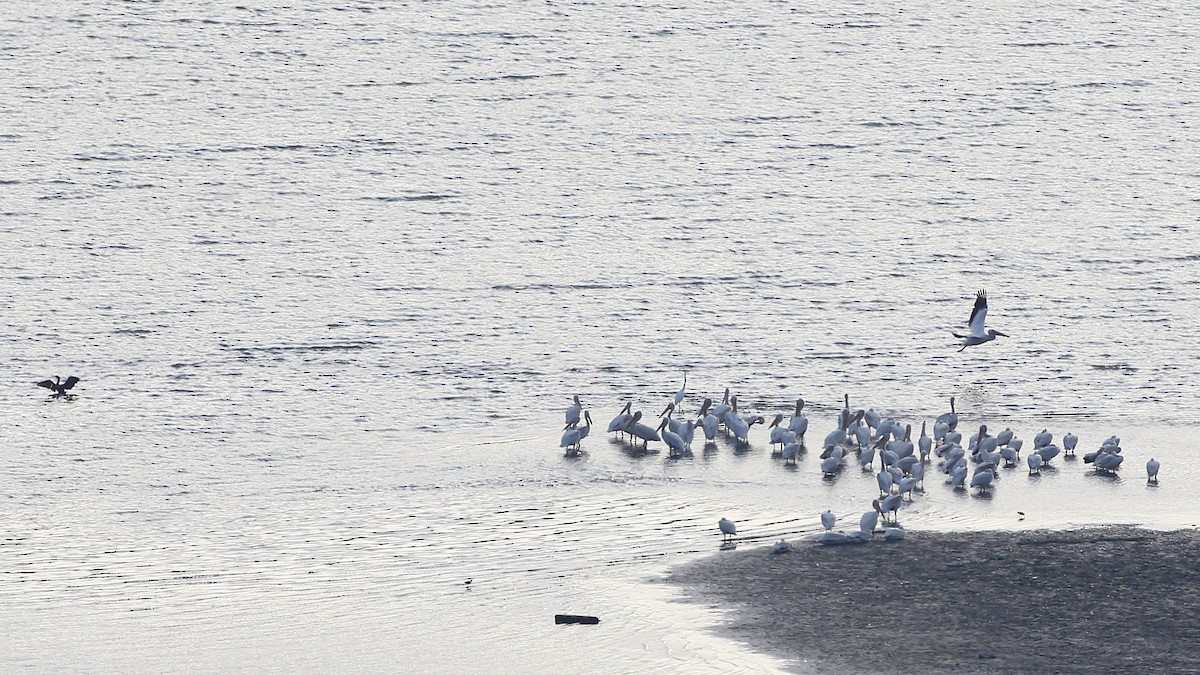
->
(673, 372), (688, 407)
(952, 290), (1008, 351)
(821, 510), (836, 531)
(1146, 458), (1160, 483)
(771, 539), (792, 555)
(719, 517), (737, 541)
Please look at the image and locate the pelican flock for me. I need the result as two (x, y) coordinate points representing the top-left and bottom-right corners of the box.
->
(552, 288), (1163, 550)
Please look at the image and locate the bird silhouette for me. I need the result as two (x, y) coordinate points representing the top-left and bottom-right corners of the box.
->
(37, 376), (80, 398)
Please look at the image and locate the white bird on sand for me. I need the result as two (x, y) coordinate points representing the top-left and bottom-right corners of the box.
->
(816, 531), (854, 545)
(560, 411), (592, 454)
(718, 518), (737, 541)
(771, 539), (792, 554)
(1147, 458), (1160, 483)
(859, 509), (879, 535)
(952, 290), (1008, 351)
(881, 527), (906, 542)
(565, 394), (582, 429)
(821, 510), (836, 531)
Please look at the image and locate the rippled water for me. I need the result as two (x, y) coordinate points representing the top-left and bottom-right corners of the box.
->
(3, 1), (1198, 672)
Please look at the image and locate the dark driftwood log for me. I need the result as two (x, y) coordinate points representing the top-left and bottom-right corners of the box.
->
(554, 614), (599, 625)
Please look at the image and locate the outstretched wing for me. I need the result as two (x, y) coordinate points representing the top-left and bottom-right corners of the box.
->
(967, 290), (988, 337)
(36, 379), (55, 390)
(62, 376), (80, 391)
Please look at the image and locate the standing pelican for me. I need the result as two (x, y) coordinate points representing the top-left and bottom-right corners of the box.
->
(565, 395), (582, 429)
(1063, 432), (1079, 457)
(560, 411), (592, 455)
(718, 517), (737, 542)
(622, 412), (661, 449)
(952, 290), (1008, 351)
(820, 510), (836, 531)
(1146, 458), (1160, 483)
(658, 418), (688, 458)
(935, 397), (959, 431)
(606, 402), (633, 438)
(788, 398), (809, 440)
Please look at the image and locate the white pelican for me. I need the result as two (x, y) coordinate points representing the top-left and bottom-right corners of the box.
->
(918, 422), (932, 462)
(1000, 446), (1018, 467)
(711, 389), (733, 420)
(952, 290), (1008, 351)
(658, 418), (687, 458)
(1035, 444), (1060, 463)
(1063, 432), (1078, 457)
(788, 398), (809, 439)
(876, 494), (902, 525)
(821, 510), (836, 531)
(859, 509), (879, 535)
(881, 527), (906, 542)
(970, 469), (994, 491)
(911, 462), (925, 490)
(560, 411), (592, 455)
(718, 517), (737, 541)
(816, 531), (854, 545)
(623, 412), (661, 449)
(659, 402), (686, 434)
(782, 441), (800, 464)
(723, 411), (762, 443)
(1146, 458), (1160, 483)
(864, 408), (882, 431)
(950, 464), (968, 489)
(996, 428), (1014, 447)
(935, 397), (959, 431)
(858, 442), (877, 471)
(700, 411), (720, 442)
(819, 453), (841, 476)
(897, 476), (917, 500)
(606, 402), (632, 437)
(678, 420), (697, 450)
(565, 394), (582, 429)
(771, 539), (792, 554)
(1027, 452), (1043, 475)
(767, 414), (789, 451)
(1095, 452), (1124, 474)
(1033, 429), (1052, 448)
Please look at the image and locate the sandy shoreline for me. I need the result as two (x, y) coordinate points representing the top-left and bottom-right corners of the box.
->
(668, 527), (1200, 674)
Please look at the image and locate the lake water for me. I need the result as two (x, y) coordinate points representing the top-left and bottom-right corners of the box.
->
(2, 1), (1198, 672)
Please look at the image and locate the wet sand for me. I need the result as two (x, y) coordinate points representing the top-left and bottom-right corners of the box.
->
(669, 527), (1200, 674)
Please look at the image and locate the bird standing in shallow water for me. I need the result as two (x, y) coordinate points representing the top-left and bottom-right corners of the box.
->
(37, 376), (80, 398)
(1146, 458), (1160, 483)
(952, 290), (1008, 351)
(718, 518), (737, 542)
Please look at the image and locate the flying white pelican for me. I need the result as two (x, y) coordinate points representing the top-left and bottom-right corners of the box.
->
(560, 411), (592, 455)
(952, 290), (1008, 351)
(820, 510), (836, 531)
(718, 517), (737, 541)
(1146, 458), (1160, 483)
(565, 395), (582, 429)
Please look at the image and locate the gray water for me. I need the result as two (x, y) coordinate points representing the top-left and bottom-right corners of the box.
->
(2, 1), (1198, 672)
